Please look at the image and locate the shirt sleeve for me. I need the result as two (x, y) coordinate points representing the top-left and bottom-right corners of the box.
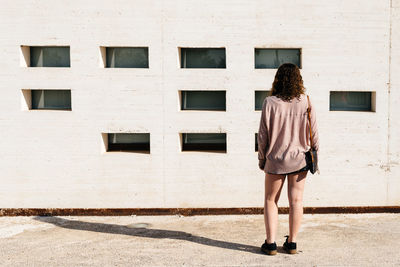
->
(257, 99), (269, 161)
(308, 96), (319, 152)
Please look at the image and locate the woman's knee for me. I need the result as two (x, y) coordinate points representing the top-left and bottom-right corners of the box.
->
(265, 193), (280, 204)
(288, 196), (303, 207)
(288, 186), (304, 205)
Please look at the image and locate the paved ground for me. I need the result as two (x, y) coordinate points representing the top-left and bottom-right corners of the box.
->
(0, 213), (399, 266)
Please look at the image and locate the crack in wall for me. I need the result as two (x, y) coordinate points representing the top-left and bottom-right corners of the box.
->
(161, 0), (166, 207)
(386, 0), (393, 204)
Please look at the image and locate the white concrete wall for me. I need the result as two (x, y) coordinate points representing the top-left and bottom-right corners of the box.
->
(388, 0), (400, 205)
(0, 0), (398, 208)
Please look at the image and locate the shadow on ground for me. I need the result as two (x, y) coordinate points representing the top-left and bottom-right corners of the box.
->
(33, 216), (267, 255)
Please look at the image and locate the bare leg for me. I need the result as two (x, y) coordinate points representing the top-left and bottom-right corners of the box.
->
(264, 172), (285, 243)
(287, 170), (307, 243)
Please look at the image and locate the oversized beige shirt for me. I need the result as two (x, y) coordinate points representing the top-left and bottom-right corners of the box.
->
(257, 94), (319, 174)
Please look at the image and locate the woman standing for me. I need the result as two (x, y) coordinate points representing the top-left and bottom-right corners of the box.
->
(257, 63), (319, 255)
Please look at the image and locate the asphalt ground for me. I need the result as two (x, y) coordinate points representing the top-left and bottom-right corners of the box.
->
(0, 213), (399, 266)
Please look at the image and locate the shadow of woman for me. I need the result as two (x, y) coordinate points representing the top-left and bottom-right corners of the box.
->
(32, 216), (262, 255)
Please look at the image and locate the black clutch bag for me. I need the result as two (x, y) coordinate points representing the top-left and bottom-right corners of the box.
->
(306, 95), (319, 174)
(305, 148), (318, 174)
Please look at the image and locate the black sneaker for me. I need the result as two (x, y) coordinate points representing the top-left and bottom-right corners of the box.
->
(283, 235), (297, 254)
(261, 240), (277, 255)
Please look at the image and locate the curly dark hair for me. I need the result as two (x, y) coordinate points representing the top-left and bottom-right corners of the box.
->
(270, 63), (305, 101)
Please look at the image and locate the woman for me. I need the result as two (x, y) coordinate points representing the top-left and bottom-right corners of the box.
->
(257, 63), (319, 255)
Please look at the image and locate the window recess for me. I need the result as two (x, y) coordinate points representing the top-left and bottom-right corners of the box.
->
(179, 48), (226, 68)
(181, 133), (227, 152)
(255, 48), (301, 69)
(21, 46), (70, 67)
(180, 90), (226, 111)
(106, 133), (150, 153)
(329, 91), (375, 112)
(22, 89), (71, 110)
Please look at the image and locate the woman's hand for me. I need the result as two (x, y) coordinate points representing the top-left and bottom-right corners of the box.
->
(259, 159), (266, 170)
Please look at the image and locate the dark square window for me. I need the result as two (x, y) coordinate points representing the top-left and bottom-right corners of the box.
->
(107, 133), (150, 152)
(31, 90), (71, 110)
(181, 133), (226, 152)
(180, 48), (226, 68)
(30, 46), (70, 67)
(106, 47), (149, 68)
(330, 91), (373, 111)
(181, 91), (226, 110)
(255, 48), (301, 69)
(255, 91), (270, 110)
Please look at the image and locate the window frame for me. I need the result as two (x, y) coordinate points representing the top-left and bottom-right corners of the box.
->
(329, 91), (375, 112)
(179, 47), (226, 69)
(180, 90), (226, 111)
(27, 45), (71, 67)
(180, 133), (227, 152)
(254, 48), (302, 69)
(107, 133), (151, 152)
(254, 90), (270, 111)
(26, 89), (72, 110)
(103, 46), (149, 68)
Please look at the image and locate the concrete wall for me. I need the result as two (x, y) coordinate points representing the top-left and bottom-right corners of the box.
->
(0, 0), (398, 208)
(388, 0), (400, 205)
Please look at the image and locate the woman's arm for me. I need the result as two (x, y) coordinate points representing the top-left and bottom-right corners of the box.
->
(309, 96), (319, 152)
(257, 99), (269, 170)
